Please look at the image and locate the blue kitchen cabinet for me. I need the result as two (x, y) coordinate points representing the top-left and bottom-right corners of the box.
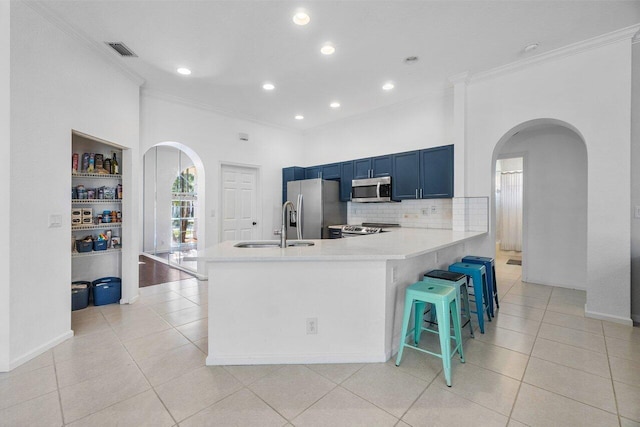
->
(353, 158), (371, 179)
(420, 145), (454, 198)
(392, 150), (420, 200)
(321, 163), (341, 180)
(282, 166), (305, 203)
(372, 155), (392, 177)
(353, 155), (392, 179)
(305, 166), (322, 179)
(340, 161), (353, 201)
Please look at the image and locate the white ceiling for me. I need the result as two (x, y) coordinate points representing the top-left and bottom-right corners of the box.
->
(36, 0), (640, 131)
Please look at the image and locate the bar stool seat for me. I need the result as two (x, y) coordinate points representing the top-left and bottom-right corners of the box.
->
(462, 256), (499, 312)
(395, 279), (464, 387)
(448, 262), (492, 334)
(423, 270), (474, 338)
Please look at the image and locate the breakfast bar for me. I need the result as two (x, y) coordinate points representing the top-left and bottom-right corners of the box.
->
(199, 228), (486, 366)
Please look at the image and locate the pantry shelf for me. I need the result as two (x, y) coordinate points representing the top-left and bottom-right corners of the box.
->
(72, 172), (122, 179)
(72, 223), (122, 231)
(72, 248), (121, 258)
(72, 199), (122, 204)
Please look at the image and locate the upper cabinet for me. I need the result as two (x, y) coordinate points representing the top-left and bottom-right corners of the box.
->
(304, 163), (341, 180)
(392, 150), (421, 200)
(340, 161), (354, 202)
(392, 145), (454, 200)
(353, 155), (392, 179)
(283, 144), (454, 202)
(420, 145), (453, 199)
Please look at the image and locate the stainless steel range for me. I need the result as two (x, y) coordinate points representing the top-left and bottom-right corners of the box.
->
(340, 225), (383, 237)
(339, 223), (400, 238)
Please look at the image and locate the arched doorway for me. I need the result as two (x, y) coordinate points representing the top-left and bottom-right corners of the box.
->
(492, 119), (587, 290)
(143, 143), (205, 275)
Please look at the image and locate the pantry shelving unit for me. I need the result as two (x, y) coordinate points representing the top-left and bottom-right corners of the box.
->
(71, 132), (123, 285)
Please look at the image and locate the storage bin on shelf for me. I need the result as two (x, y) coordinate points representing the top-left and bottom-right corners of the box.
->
(71, 281), (91, 311)
(93, 239), (108, 251)
(75, 239), (93, 253)
(92, 277), (121, 306)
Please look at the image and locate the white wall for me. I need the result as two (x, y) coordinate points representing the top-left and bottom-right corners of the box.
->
(631, 41), (640, 323)
(0, 0), (11, 372)
(301, 91), (453, 165)
(465, 36), (634, 324)
(6, 1), (140, 369)
(498, 126), (588, 289)
(140, 94), (303, 247)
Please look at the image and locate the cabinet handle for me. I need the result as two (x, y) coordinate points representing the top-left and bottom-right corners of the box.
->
(420, 188), (423, 198)
(415, 189), (418, 199)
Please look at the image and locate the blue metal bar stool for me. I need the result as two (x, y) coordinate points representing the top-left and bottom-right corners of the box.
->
(462, 256), (499, 312)
(395, 279), (464, 387)
(448, 262), (492, 333)
(423, 270), (474, 338)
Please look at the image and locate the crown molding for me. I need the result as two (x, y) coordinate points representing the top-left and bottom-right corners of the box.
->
(470, 24), (640, 84)
(24, 1), (145, 87)
(448, 71), (470, 85)
(141, 88), (302, 134)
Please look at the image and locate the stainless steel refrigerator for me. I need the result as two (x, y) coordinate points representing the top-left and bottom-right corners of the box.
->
(286, 179), (346, 239)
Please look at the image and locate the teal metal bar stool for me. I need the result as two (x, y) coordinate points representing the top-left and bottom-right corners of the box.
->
(423, 270), (475, 338)
(395, 279), (464, 387)
(448, 262), (492, 334)
(462, 256), (499, 312)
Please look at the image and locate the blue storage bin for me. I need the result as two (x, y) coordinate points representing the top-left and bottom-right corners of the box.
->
(76, 240), (93, 253)
(93, 239), (108, 251)
(71, 281), (90, 311)
(92, 277), (121, 306)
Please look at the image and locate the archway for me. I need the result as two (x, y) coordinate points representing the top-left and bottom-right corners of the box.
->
(491, 119), (588, 290)
(142, 142), (206, 276)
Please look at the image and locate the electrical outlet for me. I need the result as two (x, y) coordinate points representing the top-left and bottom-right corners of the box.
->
(421, 208), (429, 216)
(306, 318), (318, 334)
(635, 206), (640, 219)
(430, 205), (437, 214)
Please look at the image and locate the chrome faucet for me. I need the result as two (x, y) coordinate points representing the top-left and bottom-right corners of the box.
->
(281, 201), (295, 248)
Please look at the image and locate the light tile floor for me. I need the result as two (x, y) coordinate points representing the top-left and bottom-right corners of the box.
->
(2, 256), (640, 426)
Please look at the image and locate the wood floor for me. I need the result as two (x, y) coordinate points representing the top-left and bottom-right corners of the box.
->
(138, 255), (194, 287)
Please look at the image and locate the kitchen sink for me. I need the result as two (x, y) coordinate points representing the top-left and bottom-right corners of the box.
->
(234, 240), (315, 248)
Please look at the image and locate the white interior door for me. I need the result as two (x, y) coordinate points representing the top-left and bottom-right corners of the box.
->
(221, 165), (258, 241)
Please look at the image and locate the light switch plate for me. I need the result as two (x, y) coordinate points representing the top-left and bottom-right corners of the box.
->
(49, 214), (62, 228)
(635, 206), (640, 219)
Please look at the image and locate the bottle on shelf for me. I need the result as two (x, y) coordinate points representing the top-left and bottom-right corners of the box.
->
(111, 153), (119, 175)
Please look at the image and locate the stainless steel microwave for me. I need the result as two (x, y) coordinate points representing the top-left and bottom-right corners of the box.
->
(351, 176), (392, 202)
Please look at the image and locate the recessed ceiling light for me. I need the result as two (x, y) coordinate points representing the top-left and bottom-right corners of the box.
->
(524, 43), (539, 53)
(382, 82), (395, 91)
(262, 82), (275, 91)
(320, 43), (335, 55)
(295, 115), (304, 120)
(177, 67), (191, 75)
(293, 12), (310, 26)
(330, 102), (341, 108)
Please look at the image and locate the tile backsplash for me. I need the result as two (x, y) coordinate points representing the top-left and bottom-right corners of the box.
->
(348, 199), (453, 229)
(347, 197), (488, 232)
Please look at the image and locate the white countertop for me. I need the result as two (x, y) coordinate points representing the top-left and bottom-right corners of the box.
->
(194, 228), (486, 262)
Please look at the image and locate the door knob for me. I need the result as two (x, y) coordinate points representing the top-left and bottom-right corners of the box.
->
(252, 221), (257, 225)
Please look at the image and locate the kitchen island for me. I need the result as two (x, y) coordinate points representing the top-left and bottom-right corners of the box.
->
(199, 228), (486, 366)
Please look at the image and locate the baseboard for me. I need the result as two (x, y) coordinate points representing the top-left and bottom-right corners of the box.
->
(8, 330), (74, 371)
(584, 308), (633, 326)
(206, 351), (387, 366)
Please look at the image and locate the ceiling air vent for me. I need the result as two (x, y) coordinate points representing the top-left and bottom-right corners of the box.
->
(105, 42), (138, 57)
